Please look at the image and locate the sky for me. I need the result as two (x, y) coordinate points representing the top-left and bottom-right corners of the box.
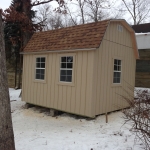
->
(0, 1), (11, 10)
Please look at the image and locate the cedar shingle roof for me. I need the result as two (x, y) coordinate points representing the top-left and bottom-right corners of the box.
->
(23, 20), (110, 52)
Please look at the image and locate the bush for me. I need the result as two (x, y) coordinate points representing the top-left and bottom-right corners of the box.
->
(122, 89), (150, 149)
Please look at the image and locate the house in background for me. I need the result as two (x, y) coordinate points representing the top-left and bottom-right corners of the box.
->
(132, 23), (150, 88)
(21, 19), (138, 118)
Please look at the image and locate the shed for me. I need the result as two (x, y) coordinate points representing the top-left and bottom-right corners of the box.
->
(135, 33), (150, 88)
(21, 19), (138, 118)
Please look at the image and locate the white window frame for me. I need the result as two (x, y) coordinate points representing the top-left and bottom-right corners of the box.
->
(113, 59), (122, 84)
(58, 53), (75, 86)
(34, 55), (47, 83)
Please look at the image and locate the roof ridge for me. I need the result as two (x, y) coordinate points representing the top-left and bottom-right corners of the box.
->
(35, 19), (110, 34)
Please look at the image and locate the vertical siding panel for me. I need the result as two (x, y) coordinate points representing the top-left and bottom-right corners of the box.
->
(43, 84), (47, 106)
(124, 28), (128, 47)
(75, 52), (82, 114)
(32, 56), (36, 104)
(51, 53), (56, 108)
(95, 48), (100, 114)
(85, 51), (94, 117)
(80, 52), (87, 115)
(58, 85), (63, 110)
(104, 42), (109, 113)
(100, 41), (106, 114)
(97, 43), (103, 114)
(30, 55), (35, 104)
(105, 42), (112, 113)
(71, 87), (76, 113)
(54, 53), (59, 109)
(70, 53), (77, 113)
(46, 54), (52, 107)
(66, 86), (71, 112)
(62, 86), (67, 111)
(26, 56), (30, 103)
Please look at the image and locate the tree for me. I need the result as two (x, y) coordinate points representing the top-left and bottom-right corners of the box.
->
(85, 0), (110, 22)
(0, 13), (15, 150)
(3, 0), (65, 88)
(121, 0), (150, 25)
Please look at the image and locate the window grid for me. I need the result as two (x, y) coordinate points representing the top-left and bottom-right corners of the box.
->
(60, 56), (73, 82)
(35, 57), (45, 80)
(113, 59), (121, 83)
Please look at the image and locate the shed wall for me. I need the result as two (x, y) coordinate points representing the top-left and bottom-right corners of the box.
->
(22, 51), (95, 117)
(93, 22), (136, 115)
(135, 49), (150, 88)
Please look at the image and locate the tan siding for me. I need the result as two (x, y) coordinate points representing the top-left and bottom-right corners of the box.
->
(22, 21), (136, 117)
(80, 52), (87, 115)
(93, 22), (136, 115)
(22, 51), (94, 117)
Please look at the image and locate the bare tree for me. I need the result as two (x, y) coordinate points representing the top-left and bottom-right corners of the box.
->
(0, 14), (15, 150)
(67, 0), (87, 24)
(36, 4), (53, 30)
(122, 89), (150, 149)
(121, 0), (150, 25)
(85, 0), (110, 22)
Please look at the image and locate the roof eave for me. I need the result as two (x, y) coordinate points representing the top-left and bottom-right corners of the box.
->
(21, 47), (98, 54)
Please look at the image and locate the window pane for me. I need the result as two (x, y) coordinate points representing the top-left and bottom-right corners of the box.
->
(41, 57), (45, 62)
(114, 72), (121, 78)
(36, 74), (40, 79)
(67, 56), (73, 62)
(67, 63), (73, 68)
(36, 63), (40, 68)
(67, 70), (72, 76)
(118, 60), (121, 65)
(61, 57), (66, 62)
(41, 69), (45, 75)
(36, 58), (40, 63)
(114, 72), (117, 78)
(113, 77), (117, 83)
(114, 59), (117, 65)
(36, 69), (40, 74)
(60, 70), (67, 76)
(41, 63), (45, 68)
(117, 78), (120, 83)
(41, 74), (44, 80)
(114, 65), (117, 71)
(118, 66), (121, 71)
(61, 63), (66, 68)
(66, 76), (72, 82)
(60, 75), (66, 81)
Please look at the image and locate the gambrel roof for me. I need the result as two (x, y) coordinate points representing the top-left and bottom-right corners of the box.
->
(23, 19), (139, 59)
(23, 20), (109, 52)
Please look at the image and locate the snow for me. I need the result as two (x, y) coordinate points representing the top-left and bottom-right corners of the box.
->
(9, 88), (146, 150)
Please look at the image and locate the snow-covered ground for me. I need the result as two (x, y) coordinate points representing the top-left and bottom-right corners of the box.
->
(9, 88), (145, 150)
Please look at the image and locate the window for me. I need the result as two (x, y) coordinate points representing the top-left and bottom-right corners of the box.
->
(35, 57), (45, 80)
(117, 24), (123, 32)
(60, 56), (73, 82)
(113, 59), (121, 83)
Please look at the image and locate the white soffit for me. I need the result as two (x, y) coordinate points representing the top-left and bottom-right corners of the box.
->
(135, 33), (150, 49)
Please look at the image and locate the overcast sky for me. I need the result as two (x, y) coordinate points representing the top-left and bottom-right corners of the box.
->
(1, 1), (12, 10)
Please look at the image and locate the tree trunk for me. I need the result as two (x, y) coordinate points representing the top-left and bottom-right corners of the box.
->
(0, 15), (15, 150)
(17, 0), (33, 88)
(22, 0), (33, 47)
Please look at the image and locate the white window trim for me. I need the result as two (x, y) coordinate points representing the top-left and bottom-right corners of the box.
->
(58, 53), (76, 86)
(34, 55), (47, 83)
(112, 57), (123, 86)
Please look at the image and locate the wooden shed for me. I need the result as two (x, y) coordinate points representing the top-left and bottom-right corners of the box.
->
(21, 19), (139, 118)
(135, 33), (150, 88)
